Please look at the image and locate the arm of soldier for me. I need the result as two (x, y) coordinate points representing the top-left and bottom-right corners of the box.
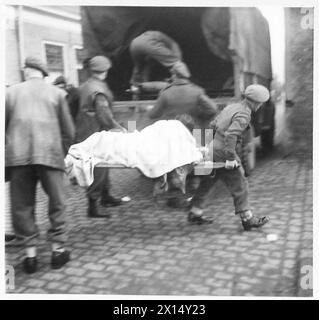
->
(147, 92), (166, 119)
(95, 93), (125, 131)
(224, 111), (251, 161)
(58, 93), (75, 154)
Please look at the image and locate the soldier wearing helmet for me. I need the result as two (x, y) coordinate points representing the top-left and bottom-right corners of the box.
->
(188, 84), (271, 231)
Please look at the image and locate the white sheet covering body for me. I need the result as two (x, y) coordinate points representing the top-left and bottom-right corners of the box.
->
(65, 120), (203, 187)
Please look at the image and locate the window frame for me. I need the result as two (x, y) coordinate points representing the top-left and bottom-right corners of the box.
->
(73, 45), (85, 86)
(42, 40), (68, 78)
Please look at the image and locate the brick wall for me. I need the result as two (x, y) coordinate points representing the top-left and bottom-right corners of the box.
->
(285, 8), (313, 156)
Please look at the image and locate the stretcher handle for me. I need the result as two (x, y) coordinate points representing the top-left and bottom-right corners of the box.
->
(212, 162), (226, 169)
(213, 162), (241, 169)
(195, 161), (226, 169)
(95, 161), (228, 169)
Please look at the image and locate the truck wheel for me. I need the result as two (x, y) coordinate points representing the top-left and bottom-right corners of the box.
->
(240, 126), (256, 177)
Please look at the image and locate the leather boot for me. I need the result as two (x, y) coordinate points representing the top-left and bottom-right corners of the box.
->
(51, 250), (71, 269)
(187, 212), (213, 225)
(242, 215), (270, 231)
(23, 257), (38, 274)
(100, 194), (122, 207)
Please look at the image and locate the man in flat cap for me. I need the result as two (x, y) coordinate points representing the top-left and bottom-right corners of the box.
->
(5, 57), (75, 273)
(188, 84), (271, 230)
(75, 55), (126, 218)
(129, 31), (182, 92)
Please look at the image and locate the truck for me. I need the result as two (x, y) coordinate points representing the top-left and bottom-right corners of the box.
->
(80, 6), (275, 175)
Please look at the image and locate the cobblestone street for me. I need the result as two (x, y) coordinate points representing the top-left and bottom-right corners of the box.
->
(5, 152), (313, 296)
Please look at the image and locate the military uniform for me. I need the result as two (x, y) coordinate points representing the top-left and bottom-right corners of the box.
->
(189, 84), (271, 230)
(76, 57), (123, 216)
(192, 101), (251, 214)
(148, 64), (217, 208)
(76, 77), (117, 142)
(148, 78), (217, 123)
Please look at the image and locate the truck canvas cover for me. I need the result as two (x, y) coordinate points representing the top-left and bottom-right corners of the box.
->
(81, 7), (272, 98)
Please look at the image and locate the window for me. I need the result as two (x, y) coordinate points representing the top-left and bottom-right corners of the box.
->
(75, 47), (87, 85)
(44, 42), (65, 83)
(45, 43), (64, 73)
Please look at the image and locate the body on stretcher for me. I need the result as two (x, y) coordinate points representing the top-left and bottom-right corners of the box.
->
(65, 120), (232, 188)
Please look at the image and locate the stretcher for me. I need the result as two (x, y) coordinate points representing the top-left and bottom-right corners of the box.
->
(65, 121), (230, 190)
(96, 160), (226, 175)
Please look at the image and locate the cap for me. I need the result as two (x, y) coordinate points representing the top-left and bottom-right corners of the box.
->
(89, 56), (112, 72)
(244, 84), (270, 103)
(24, 56), (49, 77)
(170, 61), (191, 78)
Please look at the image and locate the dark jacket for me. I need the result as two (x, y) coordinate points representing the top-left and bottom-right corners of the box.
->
(147, 78), (217, 122)
(75, 76), (120, 142)
(65, 85), (80, 121)
(5, 77), (75, 170)
(211, 101), (251, 162)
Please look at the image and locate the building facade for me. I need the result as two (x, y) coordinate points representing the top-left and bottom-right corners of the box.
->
(284, 7), (313, 155)
(5, 5), (85, 86)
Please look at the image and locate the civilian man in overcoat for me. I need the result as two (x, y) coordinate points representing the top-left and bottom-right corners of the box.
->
(5, 57), (75, 273)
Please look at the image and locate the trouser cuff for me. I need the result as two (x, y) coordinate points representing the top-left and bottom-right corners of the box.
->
(237, 210), (253, 220)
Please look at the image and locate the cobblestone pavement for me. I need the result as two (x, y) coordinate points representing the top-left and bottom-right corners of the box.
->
(5, 152), (313, 296)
